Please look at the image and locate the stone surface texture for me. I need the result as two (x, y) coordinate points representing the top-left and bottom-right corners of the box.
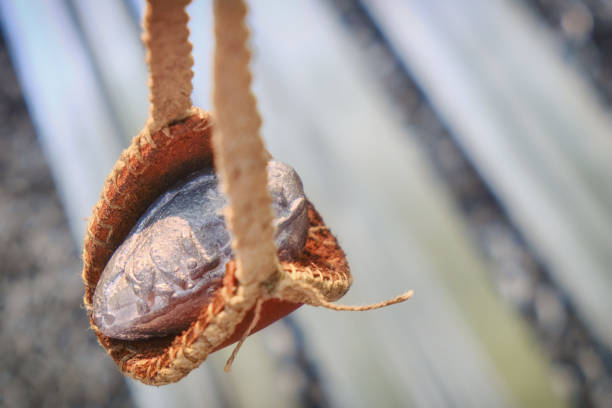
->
(92, 161), (308, 340)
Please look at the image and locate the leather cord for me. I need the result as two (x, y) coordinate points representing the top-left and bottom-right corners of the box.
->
(211, 0), (279, 287)
(144, 0), (194, 130)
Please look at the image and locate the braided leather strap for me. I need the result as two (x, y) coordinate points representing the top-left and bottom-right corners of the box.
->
(144, 0), (194, 130)
(212, 0), (279, 287)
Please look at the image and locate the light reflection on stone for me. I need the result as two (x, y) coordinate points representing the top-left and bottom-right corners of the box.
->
(92, 161), (308, 340)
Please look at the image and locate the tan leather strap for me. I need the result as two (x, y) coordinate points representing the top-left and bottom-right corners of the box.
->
(212, 0), (279, 286)
(144, 0), (194, 129)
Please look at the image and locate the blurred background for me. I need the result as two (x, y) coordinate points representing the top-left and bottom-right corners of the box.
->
(1, 0), (612, 407)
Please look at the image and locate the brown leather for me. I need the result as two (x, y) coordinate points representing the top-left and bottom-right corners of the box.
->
(211, 299), (302, 353)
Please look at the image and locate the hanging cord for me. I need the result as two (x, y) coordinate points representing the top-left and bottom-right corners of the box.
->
(309, 290), (413, 311)
(213, 0), (414, 372)
(212, 0), (280, 370)
(144, 0), (194, 129)
(278, 275), (414, 311)
(212, 0), (279, 287)
(224, 297), (264, 372)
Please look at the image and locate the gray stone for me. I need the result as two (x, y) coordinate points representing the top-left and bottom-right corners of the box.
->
(92, 161), (308, 340)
